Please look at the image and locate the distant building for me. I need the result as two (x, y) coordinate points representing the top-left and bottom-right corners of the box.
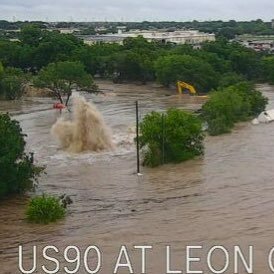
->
(272, 19), (274, 29)
(81, 35), (125, 45)
(234, 34), (274, 53)
(51, 28), (80, 34)
(117, 26), (127, 35)
(80, 29), (215, 46)
(95, 27), (107, 32)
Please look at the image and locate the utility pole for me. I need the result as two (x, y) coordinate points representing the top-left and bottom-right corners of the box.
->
(136, 101), (140, 174)
(162, 113), (165, 165)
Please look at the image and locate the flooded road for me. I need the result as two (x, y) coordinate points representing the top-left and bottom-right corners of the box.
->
(1, 81), (274, 273)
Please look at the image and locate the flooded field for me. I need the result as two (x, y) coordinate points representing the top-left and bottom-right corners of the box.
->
(1, 81), (274, 273)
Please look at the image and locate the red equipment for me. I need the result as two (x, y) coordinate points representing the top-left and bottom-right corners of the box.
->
(53, 102), (65, 109)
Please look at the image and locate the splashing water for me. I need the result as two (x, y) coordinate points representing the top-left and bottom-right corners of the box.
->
(51, 96), (114, 153)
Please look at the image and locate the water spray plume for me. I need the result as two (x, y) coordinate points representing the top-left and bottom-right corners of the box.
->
(51, 96), (114, 153)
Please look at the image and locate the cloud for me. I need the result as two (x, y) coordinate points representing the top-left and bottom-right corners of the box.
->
(0, 0), (273, 21)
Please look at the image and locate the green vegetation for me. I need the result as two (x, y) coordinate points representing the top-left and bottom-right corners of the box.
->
(140, 108), (204, 167)
(139, 83), (267, 167)
(0, 25), (271, 143)
(218, 72), (246, 88)
(26, 195), (65, 224)
(155, 54), (219, 92)
(0, 22), (271, 172)
(0, 113), (42, 199)
(1, 20), (274, 39)
(0, 25), (274, 96)
(0, 62), (3, 76)
(0, 66), (28, 100)
(262, 56), (274, 84)
(34, 61), (97, 105)
(202, 82), (268, 135)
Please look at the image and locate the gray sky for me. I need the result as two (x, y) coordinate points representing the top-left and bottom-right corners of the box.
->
(0, 0), (274, 22)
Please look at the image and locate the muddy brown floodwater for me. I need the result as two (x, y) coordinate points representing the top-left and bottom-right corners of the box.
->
(1, 81), (274, 274)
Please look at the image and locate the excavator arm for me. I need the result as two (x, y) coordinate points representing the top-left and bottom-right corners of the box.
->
(177, 81), (197, 95)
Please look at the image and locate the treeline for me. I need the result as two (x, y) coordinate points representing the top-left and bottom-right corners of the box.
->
(1, 25), (274, 90)
(0, 20), (47, 30)
(58, 20), (274, 38)
(1, 19), (274, 38)
(117, 20), (274, 39)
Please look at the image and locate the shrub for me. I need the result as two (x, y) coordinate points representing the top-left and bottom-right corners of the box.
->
(139, 108), (204, 167)
(0, 113), (42, 199)
(202, 82), (268, 135)
(26, 195), (66, 224)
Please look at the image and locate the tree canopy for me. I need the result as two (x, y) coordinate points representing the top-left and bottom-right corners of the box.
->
(35, 61), (97, 105)
(0, 114), (42, 199)
(0, 66), (27, 100)
(155, 54), (219, 92)
(0, 26), (273, 100)
(140, 108), (204, 167)
(202, 82), (268, 135)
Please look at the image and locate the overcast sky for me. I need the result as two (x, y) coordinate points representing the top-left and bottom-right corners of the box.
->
(0, 0), (274, 22)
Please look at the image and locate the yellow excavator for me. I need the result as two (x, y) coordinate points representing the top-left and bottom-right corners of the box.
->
(177, 81), (197, 95)
(177, 81), (208, 98)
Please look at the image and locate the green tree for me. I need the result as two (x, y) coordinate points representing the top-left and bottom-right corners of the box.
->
(0, 114), (42, 199)
(231, 82), (268, 116)
(35, 61), (98, 106)
(72, 46), (99, 76)
(33, 32), (83, 70)
(202, 89), (246, 135)
(262, 56), (274, 84)
(140, 108), (204, 167)
(155, 54), (219, 92)
(202, 39), (262, 80)
(109, 51), (154, 83)
(0, 76), (24, 100)
(0, 67), (28, 100)
(202, 82), (268, 135)
(123, 36), (154, 50)
(230, 50), (262, 79)
(217, 27), (239, 39)
(0, 62), (3, 76)
(0, 40), (22, 68)
(20, 25), (43, 47)
(218, 72), (245, 88)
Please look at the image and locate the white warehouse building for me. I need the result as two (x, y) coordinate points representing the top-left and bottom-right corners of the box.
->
(123, 30), (216, 45)
(82, 29), (215, 46)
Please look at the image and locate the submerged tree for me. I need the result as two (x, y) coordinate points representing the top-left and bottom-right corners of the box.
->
(34, 61), (98, 106)
(139, 108), (204, 167)
(202, 82), (268, 136)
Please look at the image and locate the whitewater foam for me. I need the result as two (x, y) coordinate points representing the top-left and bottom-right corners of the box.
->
(51, 96), (114, 153)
